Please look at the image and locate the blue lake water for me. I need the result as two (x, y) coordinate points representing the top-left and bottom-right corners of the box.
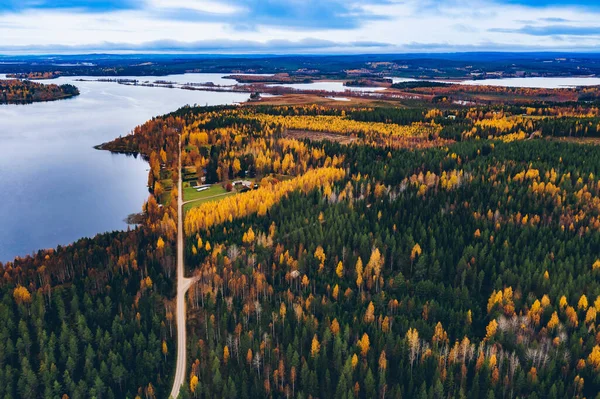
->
(267, 81), (387, 92)
(455, 77), (600, 88)
(389, 76), (600, 88)
(0, 74), (249, 262)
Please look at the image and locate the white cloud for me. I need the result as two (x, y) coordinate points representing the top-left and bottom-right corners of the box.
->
(1, 0), (600, 53)
(147, 0), (242, 14)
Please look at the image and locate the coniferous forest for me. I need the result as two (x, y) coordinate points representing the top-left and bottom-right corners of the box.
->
(4, 98), (600, 399)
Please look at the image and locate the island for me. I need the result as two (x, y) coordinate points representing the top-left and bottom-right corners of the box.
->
(0, 79), (79, 104)
(6, 72), (60, 80)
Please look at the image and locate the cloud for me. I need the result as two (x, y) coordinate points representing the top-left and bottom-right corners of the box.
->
(491, 25), (600, 37)
(0, 38), (394, 54)
(400, 41), (600, 52)
(0, 0), (139, 13)
(150, 0), (390, 30)
(233, 0), (388, 29)
(1, 0), (390, 30)
(502, 0), (600, 8)
(541, 17), (572, 23)
(148, 0), (241, 15)
(2, 0), (600, 53)
(5, 37), (600, 55)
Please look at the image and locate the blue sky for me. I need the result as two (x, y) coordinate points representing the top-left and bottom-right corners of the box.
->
(1, 0), (600, 53)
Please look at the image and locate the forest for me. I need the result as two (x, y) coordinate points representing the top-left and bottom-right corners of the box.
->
(0, 79), (79, 104)
(98, 101), (600, 398)
(3, 53), (600, 80)
(4, 93), (600, 398)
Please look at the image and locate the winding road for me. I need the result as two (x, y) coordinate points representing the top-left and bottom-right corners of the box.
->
(169, 139), (194, 399)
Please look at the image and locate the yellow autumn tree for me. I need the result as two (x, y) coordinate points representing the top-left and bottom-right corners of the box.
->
(13, 285), (32, 305)
(364, 302), (375, 324)
(358, 333), (370, 357)
(378, 350), (387, 371)
(332, 284), (339, 300)
(585, 307), (597, 326)
(242, 227), (255, 244)
(330, 318), (340, 335)
(311, 334), (321, 357)
(566, 306), (579, 327)
(355, 257), (364, 292)
(410, 243), (422, 262)
(162, 340), (168, 360)
(432, 322), (448, 345)
(190, 375), (199, 393)
(547, 311), (559, 330)
(314, 246), (326, 271)
(279, 302), (287, 321)
(367, 247), (384, 291)
(382, 316), (390, 333)
(336, 261), (344, 278)
(301, 275), (310, 289)
(560, 295), (568, 309)
(588, 345), (600, 371)
(224, 345), (230, 364)
(406, 328), (419, 374)
(485, 319), (498, 341)
(351, 354), (358, 369)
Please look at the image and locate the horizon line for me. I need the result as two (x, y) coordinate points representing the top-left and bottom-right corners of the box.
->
(3, 50), (600, 57)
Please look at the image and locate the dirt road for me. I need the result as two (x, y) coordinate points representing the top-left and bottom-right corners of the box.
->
(169, 139), (194, 399)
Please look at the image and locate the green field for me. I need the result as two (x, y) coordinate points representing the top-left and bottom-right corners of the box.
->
(183, 184), (236, 212)
(183, 184), (227, 201)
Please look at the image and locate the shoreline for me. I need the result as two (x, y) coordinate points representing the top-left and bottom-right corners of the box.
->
(0, 92), (79, 105)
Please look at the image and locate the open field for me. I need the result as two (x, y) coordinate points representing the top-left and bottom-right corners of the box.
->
(249, 93), (404, 107)
(183, 184), (228, 202)
(282, 129), (358, 144)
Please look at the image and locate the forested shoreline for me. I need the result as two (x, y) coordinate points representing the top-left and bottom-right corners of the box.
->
(0, 79), (79, 104)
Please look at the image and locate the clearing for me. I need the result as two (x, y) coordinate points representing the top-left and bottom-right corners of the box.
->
(183, 184), (229, 202)
(283, 129), (358, 144)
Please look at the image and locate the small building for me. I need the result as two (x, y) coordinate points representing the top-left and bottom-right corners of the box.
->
(233, 180), (252, 188)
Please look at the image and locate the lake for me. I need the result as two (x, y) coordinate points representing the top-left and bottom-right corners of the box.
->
(93, 73), (241, 86)
(267, 81), (387, 92)
(389, 76), (600, 89)
(456, 77), (600, 88)
(0, 74), (249, 262)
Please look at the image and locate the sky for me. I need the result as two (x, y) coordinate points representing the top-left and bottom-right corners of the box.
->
(1, 0), (600, 54)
